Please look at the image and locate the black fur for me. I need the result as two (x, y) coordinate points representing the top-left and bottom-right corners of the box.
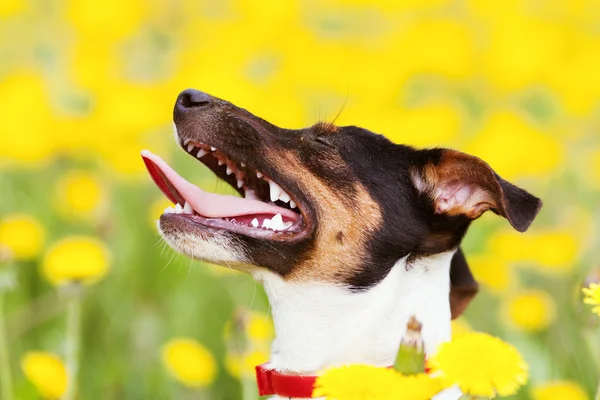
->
(166, 89), (542, 301)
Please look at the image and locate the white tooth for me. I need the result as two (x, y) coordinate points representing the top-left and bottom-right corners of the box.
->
(269, 181), (283, 202)
(218, 159), (225, 166)
(270, 214), (284, 231)
(262, 218), (272, 229)
(237, 180), (244, 188)
(197, 148), (208, 158)
(251, 218), (259, 227)
(240, 162), (246, 167)
(183, 201), (193, 214)
(244, 188), (259, 200)
(282, 221), (293, 230)
(210, 146), (217, 151)
(174, 203), (183, 214)
(164, 207), (172, 214)
(256, 171), (263, 178)
(290, 200), (297, 209)
(187, 143), (194, 152)
(226, 166), (233, 175)
(184, 139), (190, 145)
(279, 192), (291, 203)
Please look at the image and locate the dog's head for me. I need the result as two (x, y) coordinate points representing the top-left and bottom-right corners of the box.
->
(143, 89), (542, 317)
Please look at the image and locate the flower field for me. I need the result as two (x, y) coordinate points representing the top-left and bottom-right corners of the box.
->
(1, 0), (599, 399)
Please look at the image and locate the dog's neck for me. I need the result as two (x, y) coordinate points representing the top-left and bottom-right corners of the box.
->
(252, 251), (454, 377)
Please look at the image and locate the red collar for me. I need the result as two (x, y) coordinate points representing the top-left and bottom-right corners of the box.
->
(255, 363), (398, 398)
(256, 363), (317, 398)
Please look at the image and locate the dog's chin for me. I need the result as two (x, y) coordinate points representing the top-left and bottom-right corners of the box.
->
(158, 215), (249, 267)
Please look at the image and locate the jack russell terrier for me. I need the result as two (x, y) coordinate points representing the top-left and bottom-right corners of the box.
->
(142, 89), (542, 399)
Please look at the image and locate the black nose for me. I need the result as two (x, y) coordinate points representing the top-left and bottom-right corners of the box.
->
(175, 89), (212, 112)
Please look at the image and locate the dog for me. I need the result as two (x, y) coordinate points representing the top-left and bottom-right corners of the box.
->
(142, 89), (542, 399)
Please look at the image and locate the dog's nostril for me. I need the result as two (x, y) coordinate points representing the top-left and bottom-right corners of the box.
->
(178, 89), (212, 109)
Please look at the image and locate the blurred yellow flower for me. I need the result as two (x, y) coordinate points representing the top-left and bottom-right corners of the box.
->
(0, 73), (56, 164)
(162, 338), (217, 388)
(531, 380), (589, 400)
(468, 255), (513, 293)
(21, 352), (67, 399)
(582, 283), (600, 316)
(544, 38), (600, 116)
(66, 0), (146, 42)
(225, 349), (270, 380)
(383, 102), (463, 148)
(56, 171), (107, 218)
(428, 332), (528, 397)
(246, 311), (274, 342)
(0, 214), (45, 261)
(504, 290), (556, 332)
(451, 317), (472, 338)
(590, 148), (600, 188)
(393, 19), (474, 79)
(42, 237), (110, 286)
(482, 18), (564, 92)
(466, 111), (562, 180)
(488, 230), (579, 273)
(149, 197), (172, 227)
(313, 365), (440, 400)
(0, 0), (25, 17)
(223, 310), (273, 343)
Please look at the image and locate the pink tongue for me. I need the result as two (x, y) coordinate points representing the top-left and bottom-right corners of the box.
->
(141, 150), (298, 221)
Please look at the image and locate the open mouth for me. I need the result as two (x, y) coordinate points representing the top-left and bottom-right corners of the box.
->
(141, 141), (307, 239)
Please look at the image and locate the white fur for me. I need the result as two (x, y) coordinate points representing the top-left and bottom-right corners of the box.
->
(158, 223), (248, 265)
(252, 251), (459, 400)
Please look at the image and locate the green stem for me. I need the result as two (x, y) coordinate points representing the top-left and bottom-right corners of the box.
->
(241, 376), (257, 400)
(63, 289), (82, 400)
(594, 379), (600, 400)
(0, 291), (13, 400)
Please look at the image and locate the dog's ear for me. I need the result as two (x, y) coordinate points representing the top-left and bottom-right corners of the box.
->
(449, 248), (478, 319)
(411, 149), (542, 232)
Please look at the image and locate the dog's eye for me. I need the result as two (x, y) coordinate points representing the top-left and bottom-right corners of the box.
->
(315, 135), (336, 148)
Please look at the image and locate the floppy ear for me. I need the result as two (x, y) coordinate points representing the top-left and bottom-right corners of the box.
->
(412, 149), (542, 232)
(449, 248), (478, 319)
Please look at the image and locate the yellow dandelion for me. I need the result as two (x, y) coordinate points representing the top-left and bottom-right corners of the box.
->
(21, 352), (67, 399)
(66, 0), (146, 42)
(0, 0), (26, 17)
(148, 197), (172, 227)
(313, 365), (442, 400)
(0, 214), (45, 261)
(468, 254), (513, 293)
(162, 338), (217, 388)
(224, 351), (243, 379)
(427, 332), (529, 397)
(246, 311), (274, 342)
(56, 171), (106, 217)
(393, 373), (443, 400)
(504, 290), (556, 332)
(42, 237), (110, 286)
(225, 349), (271, 380)
(313, 365), (401, 400)
(531, 380), (589, 400)
(466, 111), (562, 180)
(0, 73), (56, 164)
(488, 230), (579, 273)
(451, 317), (472, 338)
(582, 283), (600, 316)
(223, 310), (273, 344)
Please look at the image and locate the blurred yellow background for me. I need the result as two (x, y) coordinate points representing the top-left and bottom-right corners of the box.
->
(0, 0), (599, 399)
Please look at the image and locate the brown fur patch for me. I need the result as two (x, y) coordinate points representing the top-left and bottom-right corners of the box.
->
(265, 150), (382, 282)
(413, 150), (501, 219)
